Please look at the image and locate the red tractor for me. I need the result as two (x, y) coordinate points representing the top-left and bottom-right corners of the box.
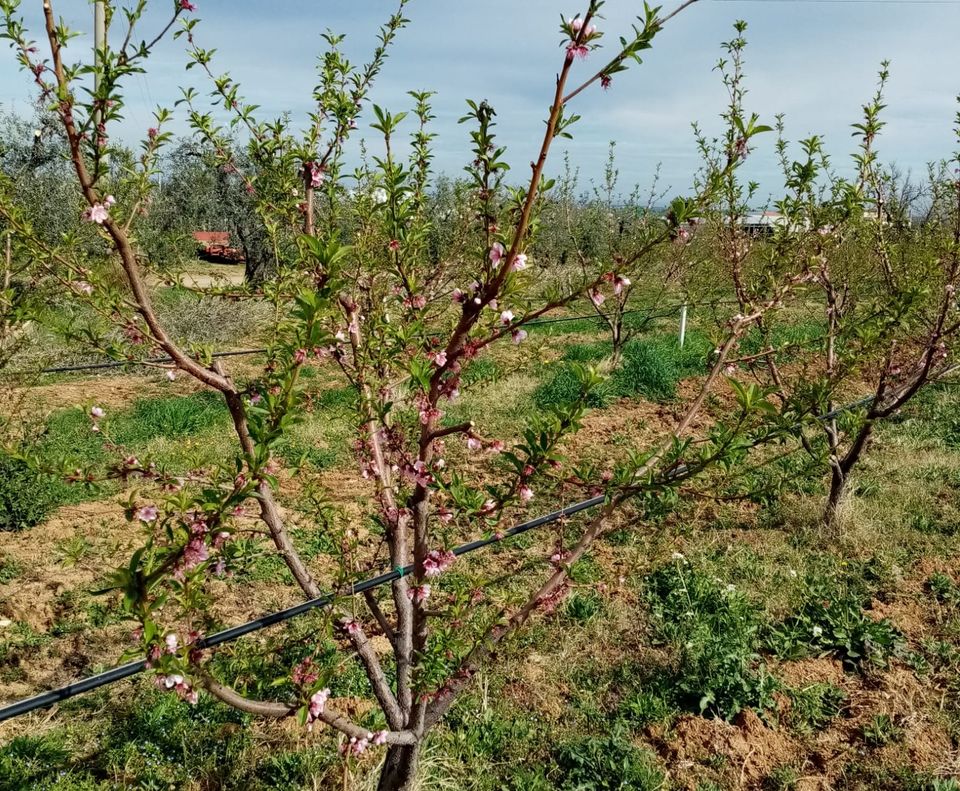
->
(192, 231), (245, 264)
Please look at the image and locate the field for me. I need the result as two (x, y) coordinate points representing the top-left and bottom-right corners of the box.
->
(2, 273), (960, 790)
(2, 1), (960, 789)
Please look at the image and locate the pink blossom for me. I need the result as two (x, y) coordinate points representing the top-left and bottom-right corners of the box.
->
(512, 253), (528, 271)
(466, 436), (482, 452)
(422, 549), (456, 578)
(180, 0), (196, 11)
(305, 688), (331, 729)
(90, 406), (105, 419)
(489, 439), (505, 454)
(293, 348), (307, 365)
(613, 275), (631, 295)
(488, 299), (499, 311)
(601, 74), (612, 90)
(212, 531), (230, 549)
(372, 730), (389, 746)
(452, 288), (466, 304)
(519, 485), (534, 502)
(82, 202), (110, 224)
(419, 406), (442, 426)
(340, 736), (370, 756)
(589, 289), (605, 307)
(292, 659), (318, 687)
(344, 620), (361, 636)
(164, 633), (179, 654)
(305, 161), (324, 188)
(489, 242), (505, 265)
(430, 350), (448, 367)
(72, 280), (94, 295)
(407, 584), (431, 604)
(135, 504), (158, 523)
(570, 17), (584, 32)
(500, 310), (514, 325)
(512, 329), (528, 345)
(104, 195), (116, 208)
(566, 44), (590, 61)
(166, 369), (176, 382)
(182, 537), (208, 570)
(388, 239), (401, 252)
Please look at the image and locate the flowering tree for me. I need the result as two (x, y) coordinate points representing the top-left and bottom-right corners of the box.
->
(696, 37), (960, 527)
(0, 1), (809, 788)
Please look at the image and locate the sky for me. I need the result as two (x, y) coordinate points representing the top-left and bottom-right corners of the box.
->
(1, 0), (958, 203)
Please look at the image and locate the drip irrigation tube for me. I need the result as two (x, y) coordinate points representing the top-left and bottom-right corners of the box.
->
(0, 496), (604, 723)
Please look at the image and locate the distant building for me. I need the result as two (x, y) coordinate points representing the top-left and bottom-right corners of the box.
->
(741, 211), (787, 237)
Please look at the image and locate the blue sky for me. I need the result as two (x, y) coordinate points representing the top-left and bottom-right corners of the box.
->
(1, 0), (957, 201)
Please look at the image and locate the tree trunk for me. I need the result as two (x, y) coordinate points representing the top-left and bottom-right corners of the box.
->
(377, 744), (420, 791)
(823, 464), (847, 528)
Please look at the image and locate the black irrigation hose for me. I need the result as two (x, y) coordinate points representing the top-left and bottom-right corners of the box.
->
(0, 378), (896, 724)
(37, 348), (269, 375)
(32, 298), (742, 375)
(0, 496), (605, 724)
(2, 311), (883, 723)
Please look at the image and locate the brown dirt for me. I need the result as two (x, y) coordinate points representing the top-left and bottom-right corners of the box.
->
(656, 708), (801, 790)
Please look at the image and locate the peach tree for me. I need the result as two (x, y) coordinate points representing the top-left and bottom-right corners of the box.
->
(0, 1), (804, 787)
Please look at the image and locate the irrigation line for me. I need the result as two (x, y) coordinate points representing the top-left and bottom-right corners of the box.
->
(2, 334), (900, 724)
(37, 348), (269, 375)
(0, 496), (604, 724)
(0, 381), (903, 723)
(31, 298), (742, 375)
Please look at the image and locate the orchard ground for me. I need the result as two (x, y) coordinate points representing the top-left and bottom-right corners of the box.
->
(2, 274), (960, 790)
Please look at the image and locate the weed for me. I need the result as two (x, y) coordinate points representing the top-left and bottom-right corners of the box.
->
(644, 560), (779, 719)
(0, 555), (22, 584)
(764, 764), (800, 791)
(0, 451), (70, 531)
(564, 591), (604, 623)
(535, 363), (614, 410)
(56, 535), (93, 566)
(862, 713), (904, 747)
(787, 683), (847, 734)
(112, 392), (228, 445)
(766, 570), (904, 669)
(0, 733), (71, 791)
(551, 735), (665, 791)
(928, 572), (960, 606)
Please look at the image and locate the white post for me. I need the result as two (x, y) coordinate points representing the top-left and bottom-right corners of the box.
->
(94, 1), (107, 168)
(678, 303), (687, 348)
(94, 1), (106, 100)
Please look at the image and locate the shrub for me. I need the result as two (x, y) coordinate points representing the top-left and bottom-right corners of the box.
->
(644, 560), (779, 719)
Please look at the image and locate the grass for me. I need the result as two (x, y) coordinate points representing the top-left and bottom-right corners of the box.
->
(535, 331), (712, 410)
(7, 308), (960, 791)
